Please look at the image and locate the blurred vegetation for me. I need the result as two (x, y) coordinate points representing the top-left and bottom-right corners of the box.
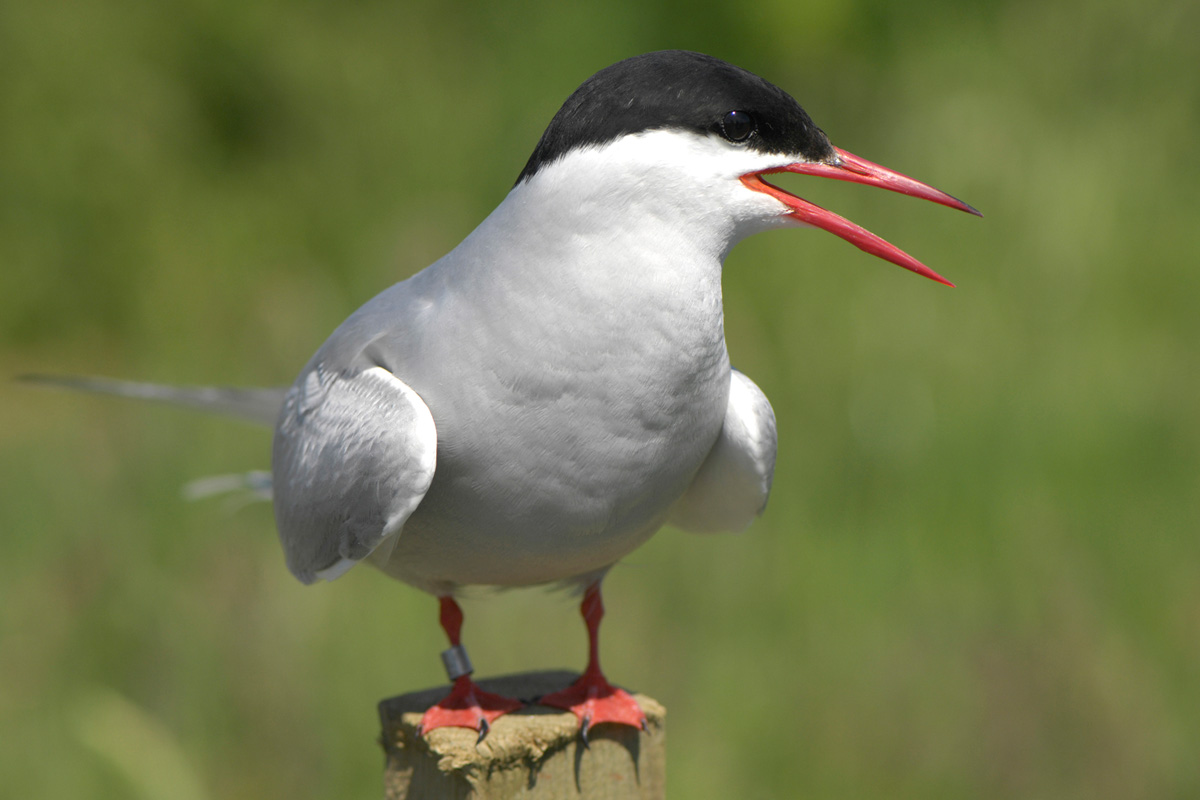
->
(2, 0), (1198, 797)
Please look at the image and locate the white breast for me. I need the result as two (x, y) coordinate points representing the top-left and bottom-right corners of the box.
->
(318, 133), (757, 591)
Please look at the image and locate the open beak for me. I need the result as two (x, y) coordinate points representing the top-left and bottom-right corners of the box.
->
(741, 146), (980, 287)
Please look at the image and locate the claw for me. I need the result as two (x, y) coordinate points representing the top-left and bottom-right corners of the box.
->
(580, 715), (592, 748)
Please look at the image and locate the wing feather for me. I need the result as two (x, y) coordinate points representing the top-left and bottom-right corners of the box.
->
(271, 365), (437, 583)
(668, 369), (777, 533)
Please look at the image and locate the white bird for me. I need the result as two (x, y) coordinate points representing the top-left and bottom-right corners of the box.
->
(29, 50), (977, 741)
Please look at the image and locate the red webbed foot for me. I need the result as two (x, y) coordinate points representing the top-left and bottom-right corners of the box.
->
(418, 596), (522, 741)
(417, 675), (523, 741)
(541, 669), (646, 743)
(541, 582), (646, 743)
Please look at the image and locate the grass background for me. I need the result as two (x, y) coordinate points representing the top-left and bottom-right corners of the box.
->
(2, 0), (1198, 797)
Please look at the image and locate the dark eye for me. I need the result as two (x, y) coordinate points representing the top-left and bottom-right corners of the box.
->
(719, 110), (756, 142)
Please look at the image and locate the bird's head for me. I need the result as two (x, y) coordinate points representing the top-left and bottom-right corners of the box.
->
(516, 50), (978, 285)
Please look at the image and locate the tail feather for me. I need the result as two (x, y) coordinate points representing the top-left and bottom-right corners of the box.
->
(19, 374), (286, 427)
(183, 471), (273, 502)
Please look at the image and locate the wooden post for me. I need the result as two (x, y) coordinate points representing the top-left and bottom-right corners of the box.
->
(379, 670), (665, 799)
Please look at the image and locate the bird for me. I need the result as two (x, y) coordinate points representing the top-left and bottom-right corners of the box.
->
(28, 50), (978, 742)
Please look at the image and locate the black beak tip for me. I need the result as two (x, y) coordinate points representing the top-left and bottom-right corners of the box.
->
(958, 197), (984, 218)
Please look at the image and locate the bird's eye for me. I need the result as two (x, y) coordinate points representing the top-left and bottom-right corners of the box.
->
(719, 110), (756, 142)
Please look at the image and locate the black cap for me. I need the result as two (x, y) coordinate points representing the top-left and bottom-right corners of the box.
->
(517, 51), (834, 183)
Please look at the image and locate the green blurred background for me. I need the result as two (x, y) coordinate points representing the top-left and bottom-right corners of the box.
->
(3, 0), (1197, 797)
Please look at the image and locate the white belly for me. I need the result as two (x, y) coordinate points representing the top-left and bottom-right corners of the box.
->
(373, 278), (730, 590)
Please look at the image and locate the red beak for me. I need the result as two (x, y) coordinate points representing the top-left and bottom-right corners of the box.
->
(741, 146), (980, 287)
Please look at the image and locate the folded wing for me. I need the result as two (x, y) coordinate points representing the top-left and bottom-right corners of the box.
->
(668, 369), (777, 533)
(272, 365), (437, 583)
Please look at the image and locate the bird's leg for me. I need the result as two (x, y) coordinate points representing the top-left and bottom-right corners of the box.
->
(417, 596), (522, 740)
(540, 583), (646, 741)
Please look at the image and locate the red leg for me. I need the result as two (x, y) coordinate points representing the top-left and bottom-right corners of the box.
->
(417, 596), (522, 740)
(540, 583), (646, 741)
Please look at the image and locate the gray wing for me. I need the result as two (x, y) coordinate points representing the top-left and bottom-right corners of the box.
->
(668, 368), (777, 533)
(272, 364), (437, 584)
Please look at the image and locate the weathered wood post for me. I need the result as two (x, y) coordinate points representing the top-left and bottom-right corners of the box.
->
(379, 670), (665, 799)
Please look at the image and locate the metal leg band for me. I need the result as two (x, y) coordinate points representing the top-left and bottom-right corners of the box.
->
(440, 643), (474, 681)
